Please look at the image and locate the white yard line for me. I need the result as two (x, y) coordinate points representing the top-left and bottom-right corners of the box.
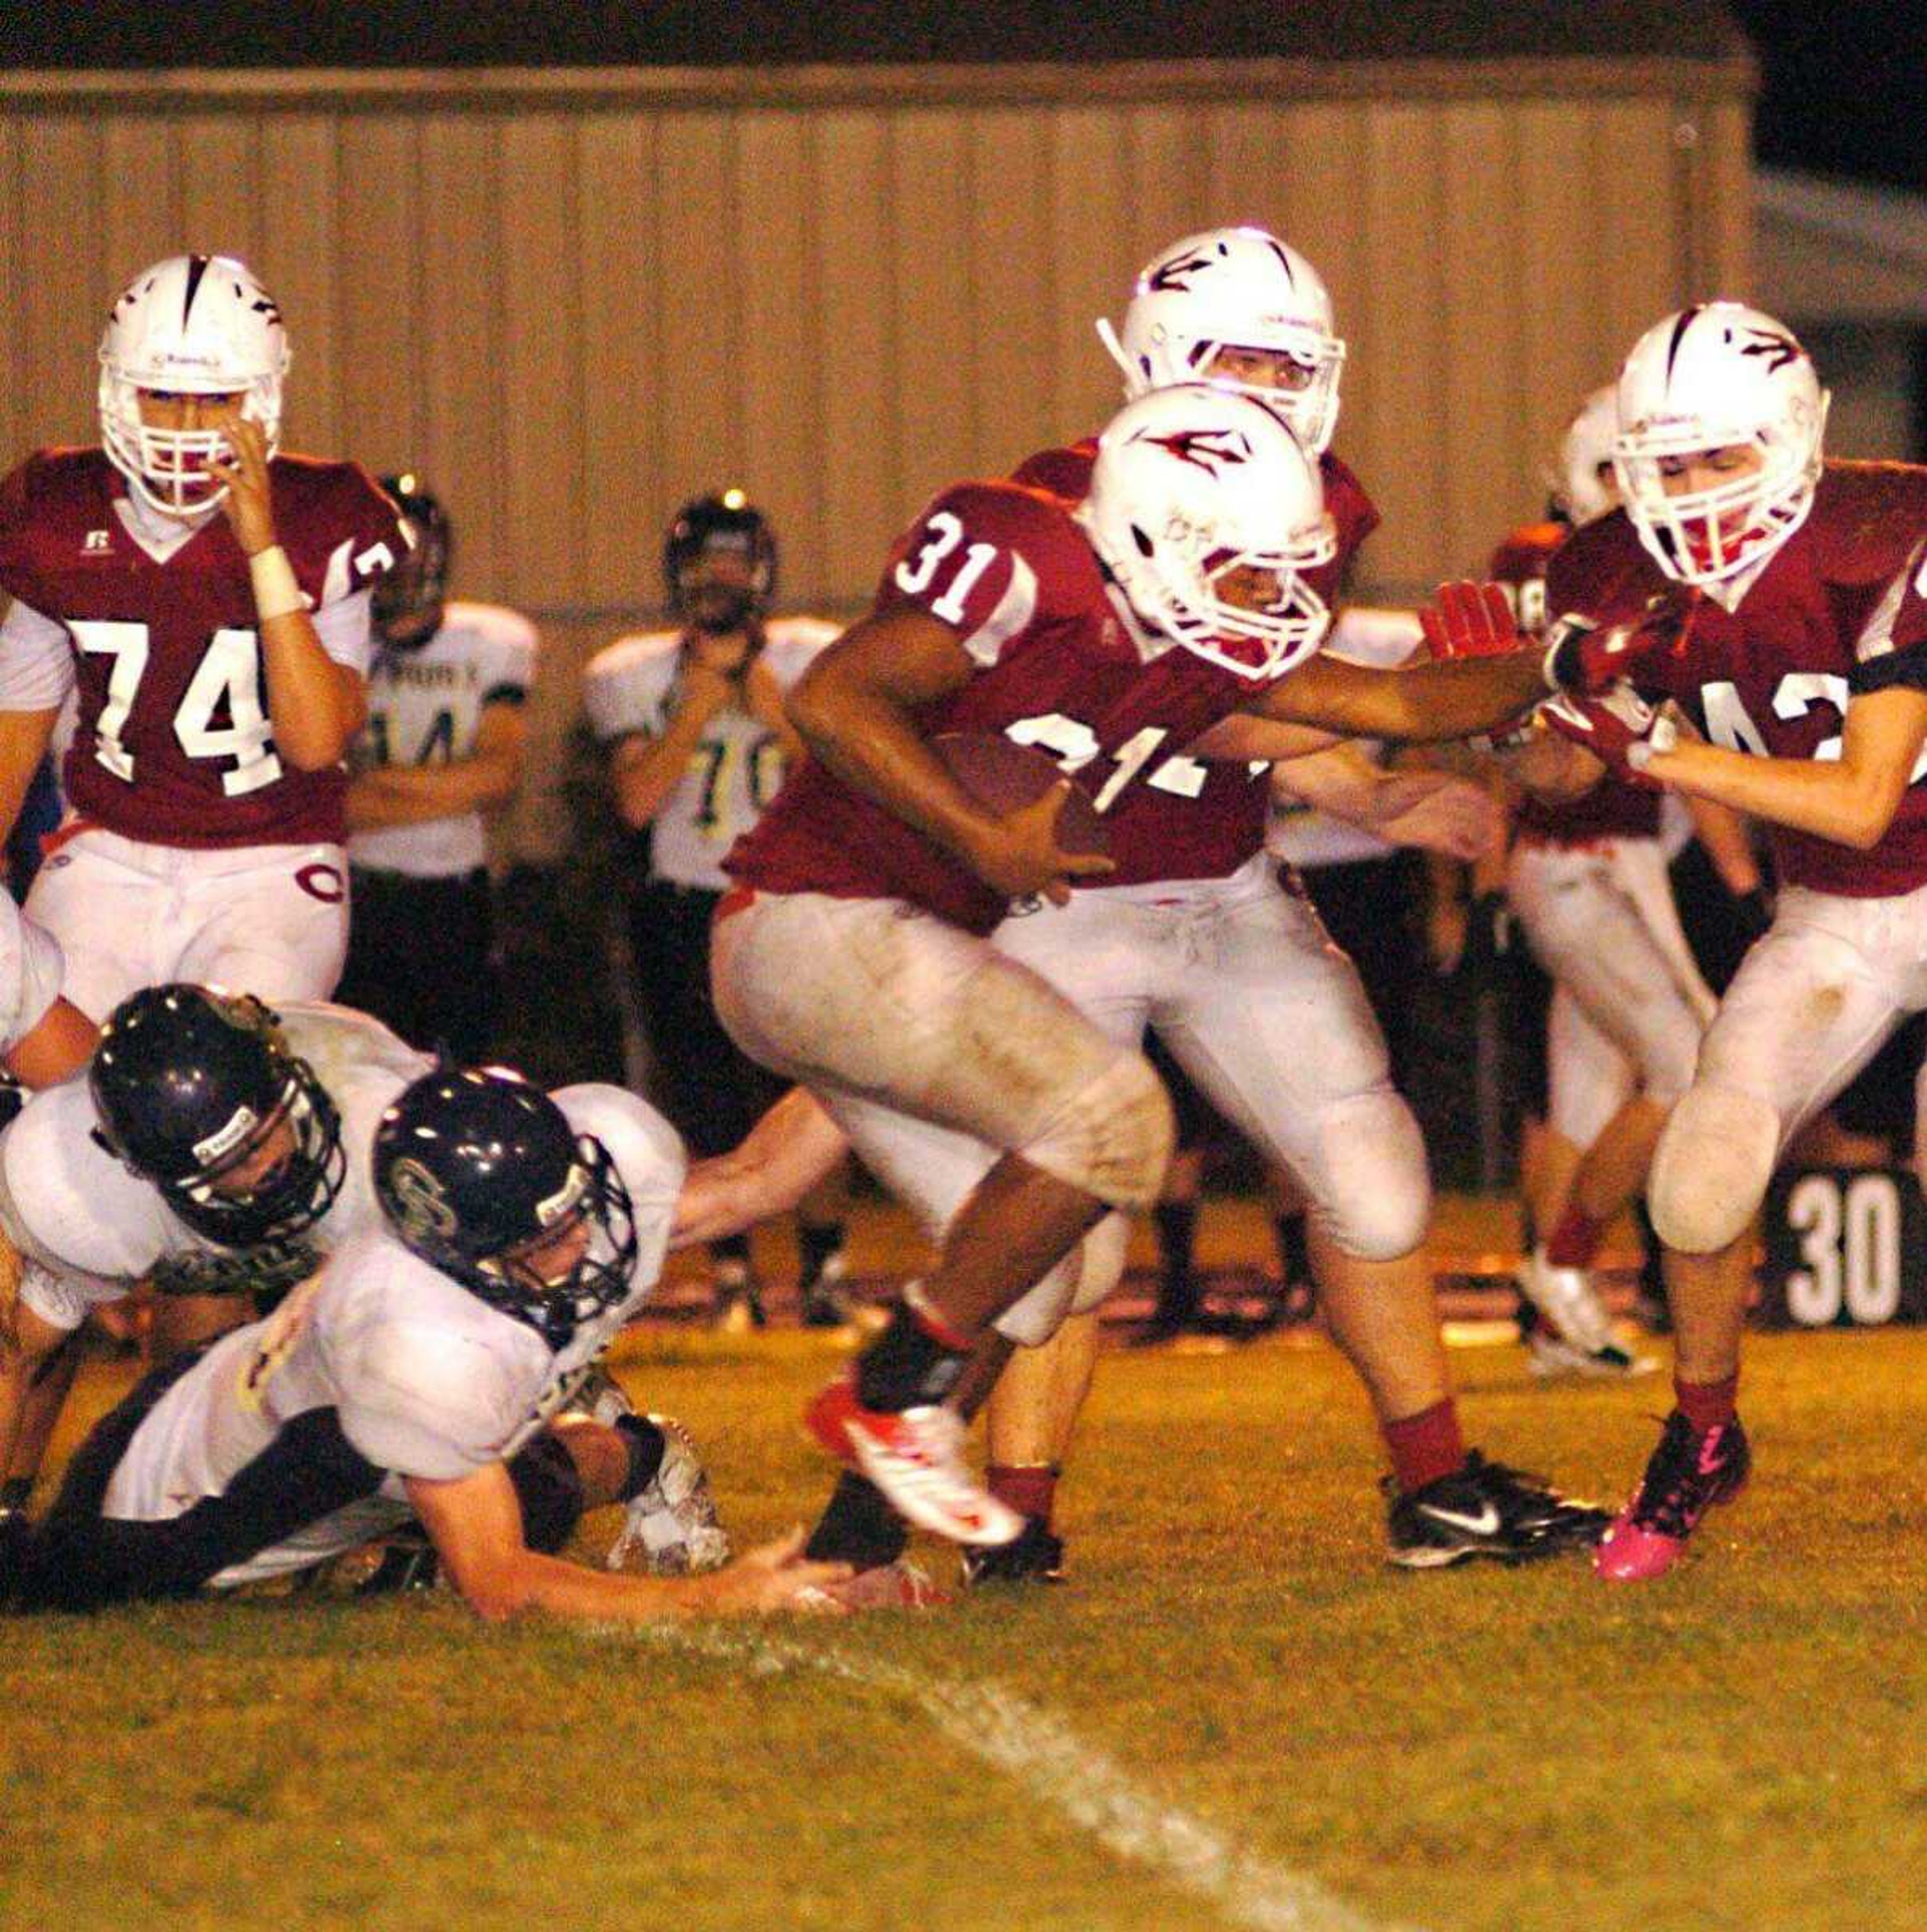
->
(633, 1622), (1419, 1932)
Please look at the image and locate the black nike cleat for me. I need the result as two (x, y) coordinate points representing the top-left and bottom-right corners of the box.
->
(1384, 1450), (1611, 1568)
(959, 1513), (1066, 1587)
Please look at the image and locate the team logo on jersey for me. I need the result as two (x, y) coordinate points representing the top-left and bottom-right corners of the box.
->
(386, 1157), (459, 1241)
(1140, 428), (1252, 477)
(1736, 328), (1801, 373)
(83, 528), (112, 553)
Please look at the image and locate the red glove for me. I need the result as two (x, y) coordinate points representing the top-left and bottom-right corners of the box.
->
(1418, 581), (1523, 661)
(1542, 607), (1683, 696)
(1537, 683), (1676, 790)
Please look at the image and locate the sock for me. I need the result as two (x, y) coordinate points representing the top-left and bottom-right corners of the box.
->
(1274, 1213), (1311, 1287)
(1635, 1198), (1667, 1302)
(805, 1471), (909, 1568)
(1383, 1399), (1467, 1494)
(1546, 1204), (1603, 1270)
(988, 1463), (1058, 1527)
(0, 1477), (29, 1512)
(1153, 1201), (1199, 1319)
(611, 1413), (668, 1500)
(854, 1287), (969, 1410)
(1675, 1370), (1739, 1435)
(797, 1220), (846, 1286)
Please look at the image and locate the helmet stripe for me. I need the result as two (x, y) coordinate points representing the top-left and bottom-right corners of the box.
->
(181, 253), (212, 328)
(1664, 305), (1703, 385)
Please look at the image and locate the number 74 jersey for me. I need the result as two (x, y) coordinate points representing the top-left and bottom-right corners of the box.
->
(0, 447), (403, 848)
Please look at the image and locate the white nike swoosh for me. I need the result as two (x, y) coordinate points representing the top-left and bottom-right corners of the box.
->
(1418, 1501), (1501, 1536)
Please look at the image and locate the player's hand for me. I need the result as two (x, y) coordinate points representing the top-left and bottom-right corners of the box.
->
(966, 781), (1116, 906)
(1542, 607), (1683, 697)
(742, 655), (790, 736)
(675, 657), (738, 724)
(207, 411), (279, 557)
(1537, 682), (1675, 790)
(703, 1528), (854, 1615)
(1417, 582), (1524, 661)
(1367, 771), (1506, 862)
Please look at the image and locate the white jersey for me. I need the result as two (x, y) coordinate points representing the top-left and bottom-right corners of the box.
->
(348, 601), (537, 879)
(97, 1085), (684, 1589)
(582, 617), (836, 890)
(1, 1001), (431, 1329)
(0, 892), (64, 1053)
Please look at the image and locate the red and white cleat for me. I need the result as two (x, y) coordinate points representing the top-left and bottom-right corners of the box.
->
(805, 1372), (1022, 1549)
(1596, 1411), (1751, 1582)
(800, 1558), (950, 1613)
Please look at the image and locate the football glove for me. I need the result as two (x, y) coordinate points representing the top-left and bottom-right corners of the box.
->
(1538, 682), (1677, 790)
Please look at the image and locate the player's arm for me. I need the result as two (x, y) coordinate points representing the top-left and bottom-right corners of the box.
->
(0, 706), (58, 852)
(1183, 714), (1341, 762)
(672, 1086), (850, 1251)
(1247, 645), (1549, 744)
(1640, 685), (1927, 850)
(1687, 796), (1764, 896)
(346, 700), (528, 830)
(4, 997), (97, 1089)
(787, 606), (1114, 902)
(211, 416), (366, 769)
(405, 1463), (849, 1621)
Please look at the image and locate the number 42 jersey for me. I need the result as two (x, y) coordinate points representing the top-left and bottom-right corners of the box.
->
(0, 447), (403, 849)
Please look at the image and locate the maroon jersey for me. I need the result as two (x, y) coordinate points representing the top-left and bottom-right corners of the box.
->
(0, 447), (402, 848)
(726, 479), (1277, 932)
(1547, 463), (1927, 896)
(1007, 437), (1380, 884)
(1490, 520), (1662, 845)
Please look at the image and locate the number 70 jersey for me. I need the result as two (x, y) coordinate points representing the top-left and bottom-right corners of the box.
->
(0, 447), (403, 848)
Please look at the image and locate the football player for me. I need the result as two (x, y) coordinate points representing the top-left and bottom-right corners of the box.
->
(949, 227), (1568, 1582)
(3, 1067), (847, 1620)
(1508, 304), (1927, 1577)
(336, 475), (535, 1063)
(0, 987), (737, 1584)
(717, 375), (1599, 1562)
(0, 254), (404, 1022)
(584, 493), (851, 1330)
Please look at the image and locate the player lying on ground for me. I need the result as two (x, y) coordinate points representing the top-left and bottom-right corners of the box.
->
(1, 1066), (846, 1619)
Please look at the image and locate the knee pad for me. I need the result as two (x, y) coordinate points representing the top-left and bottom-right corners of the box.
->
(1303, 1089), (1432, 1262)
(994, 1211), (1132, 1347)
(1021, 1047), (1174, 1213)
(1649, 1083), (1780, 1254)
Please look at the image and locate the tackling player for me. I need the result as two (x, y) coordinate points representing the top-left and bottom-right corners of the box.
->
(1516, 305), (1927, 1577)
(2, 1066), (846, 1620)
(337, 474), (535, 1062)
(0, 254), (403, 1022)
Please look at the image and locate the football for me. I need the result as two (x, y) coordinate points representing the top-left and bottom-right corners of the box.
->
(931, 731), (1110, 855)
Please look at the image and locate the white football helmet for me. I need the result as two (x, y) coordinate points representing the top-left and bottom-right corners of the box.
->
(1612, 303), (1828, 587)
(1550, 384), (1621, 528)
(1075, 383), (1335, 679)
(1097, 226), (1347, 454)
(98, 254), (291, 518)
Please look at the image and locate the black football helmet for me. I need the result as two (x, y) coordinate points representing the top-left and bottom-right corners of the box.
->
(374, 472), (452, 649)
(89, 986), (345, 1248)
(662, 490), (777, 635)
(373, 1066), (639, 1349)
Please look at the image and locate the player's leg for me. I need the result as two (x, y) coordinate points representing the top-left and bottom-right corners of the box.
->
(21, 833), (175, 1023)
(1157, 870), (1607, 1564)
(714, 890), (1170, 1545)
(173, 844), (352, 1002)
(1601, 894), (1910, 1579)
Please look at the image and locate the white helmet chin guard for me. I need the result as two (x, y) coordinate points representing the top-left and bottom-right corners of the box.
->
(1096, 225), (1347, 455)
(1612, 303), (1828, 588)
(1075, 383), (1336, 680)
(98, 253), (291, 519)
(1551, 384), (1621, 528)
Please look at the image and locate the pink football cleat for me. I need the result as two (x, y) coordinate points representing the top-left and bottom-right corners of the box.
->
(1596, 1411), (1751, 1581)
(805, 1372), (1022, 1549)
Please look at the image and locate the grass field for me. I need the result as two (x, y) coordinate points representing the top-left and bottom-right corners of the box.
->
(5, 1299), (1925, 1932)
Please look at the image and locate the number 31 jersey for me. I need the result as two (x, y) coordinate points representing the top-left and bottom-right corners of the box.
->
(0, 447), (403, 848)
(727, 480), (1292, 933)
(583, 618), (836, 891)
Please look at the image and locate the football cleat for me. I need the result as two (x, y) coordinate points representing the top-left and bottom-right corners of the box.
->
(1527, 1328), (1659, 1381)
(960, 1514), (1065, 1587)
(805, 1372), (1022, 1548)
(799, 1248), (855, 1330)
(1385, 1450), (1612, 1568)
(1517, 1247), (1619, 1355)
(713, 1257), (767, 1333)
(606, 1415), (733, 1577)
(799, 1557), (949, 1613)
(1595, 1411), (1751, 1582)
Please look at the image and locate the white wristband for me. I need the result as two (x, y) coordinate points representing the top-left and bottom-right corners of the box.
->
(248, 544), (305, 621)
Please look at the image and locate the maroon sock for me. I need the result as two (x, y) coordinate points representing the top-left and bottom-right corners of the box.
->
(1383, 1400), (1466, 1494)
(988, 1463), (1058, 1526)
(1546, 1205), (1603, 1269)
(1674, 1370), (1739, 1435)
